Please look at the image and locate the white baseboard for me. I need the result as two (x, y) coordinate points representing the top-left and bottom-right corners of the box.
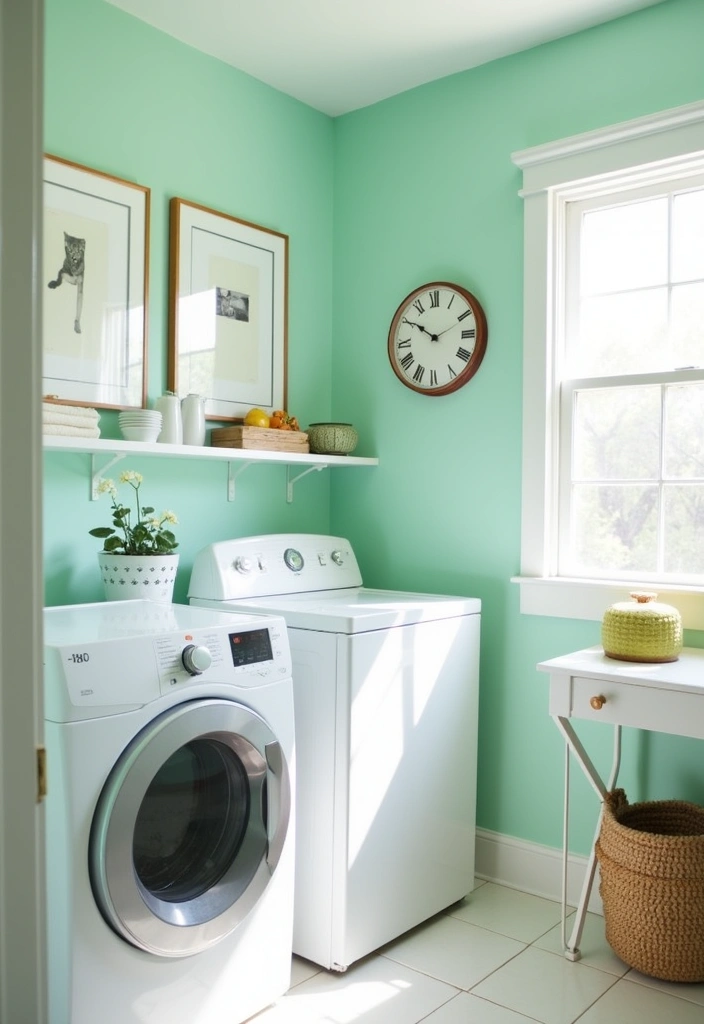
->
(475, 828), (603, 916)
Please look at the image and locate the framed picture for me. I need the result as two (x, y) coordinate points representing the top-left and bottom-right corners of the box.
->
(42, 155), (149, 409)
(168, 197), (288, 421)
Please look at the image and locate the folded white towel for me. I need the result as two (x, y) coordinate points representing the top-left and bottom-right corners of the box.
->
(42, 401), (100, 423)
(43, 408), (102, 429)
(43, 423), (101, 438)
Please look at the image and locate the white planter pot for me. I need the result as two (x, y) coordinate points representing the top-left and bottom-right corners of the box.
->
(97, 553), (179, 604)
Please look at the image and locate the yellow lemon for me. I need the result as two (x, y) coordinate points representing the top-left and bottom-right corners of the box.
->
(244, 407), (270, 428)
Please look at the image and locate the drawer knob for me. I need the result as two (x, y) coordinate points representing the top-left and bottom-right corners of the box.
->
(590, 694), (607, 711)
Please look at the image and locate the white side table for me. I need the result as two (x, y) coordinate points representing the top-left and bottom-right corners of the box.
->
(537, 645), (704, 960)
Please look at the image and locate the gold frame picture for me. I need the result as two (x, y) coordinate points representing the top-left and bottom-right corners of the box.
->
(42, 155), (149, 409)
(168, 197), (289, 422)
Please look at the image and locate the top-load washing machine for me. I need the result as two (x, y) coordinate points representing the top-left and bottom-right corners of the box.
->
(43, 599), (295, 1024)
(189, 534), (481, 971)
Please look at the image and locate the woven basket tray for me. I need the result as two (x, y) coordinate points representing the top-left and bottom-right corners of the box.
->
(596, 789), (704, 982)
(211, 426), (309, 453)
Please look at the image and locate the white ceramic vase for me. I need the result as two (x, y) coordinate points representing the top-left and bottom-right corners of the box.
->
(181, 393), (206, 446)
(98, 552), (179, 604)
(155, 392), (183, 445)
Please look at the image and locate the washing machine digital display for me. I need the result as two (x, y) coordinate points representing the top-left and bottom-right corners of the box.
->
(228, 628), (273, 667)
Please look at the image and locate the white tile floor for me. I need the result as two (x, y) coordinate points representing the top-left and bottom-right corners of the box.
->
(250, 880), (704, 1024)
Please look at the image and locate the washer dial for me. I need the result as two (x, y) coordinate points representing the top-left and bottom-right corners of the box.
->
(284, 548), (304, 572)
(181, 644), (212, 676)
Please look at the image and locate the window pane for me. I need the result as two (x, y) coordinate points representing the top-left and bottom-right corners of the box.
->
(672, 189), (704, 282)
(572, 289), (667, 376)
(663, 484), (704, 574)
(664, 384), (704, 477)
(573, 386), (661, 480)
(570, 484), (659, 573)
(581, 198), (668, 295)
(671, 282), (704, 368)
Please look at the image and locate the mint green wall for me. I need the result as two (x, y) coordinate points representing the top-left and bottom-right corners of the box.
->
(43, 0), (337, 606)
(44, 0), (704, 855)
(331, 0), (704, 853)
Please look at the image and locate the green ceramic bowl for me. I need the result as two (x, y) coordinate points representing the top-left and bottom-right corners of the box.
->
(307, 422), (359, 455)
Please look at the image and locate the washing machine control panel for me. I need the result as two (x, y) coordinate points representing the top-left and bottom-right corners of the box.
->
(155, 622), (289, 694)
(45, 612), (291, 721)
(189, 533), (363, 600)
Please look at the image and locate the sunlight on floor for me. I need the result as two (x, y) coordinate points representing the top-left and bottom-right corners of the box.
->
(261, 974), (412, 1023)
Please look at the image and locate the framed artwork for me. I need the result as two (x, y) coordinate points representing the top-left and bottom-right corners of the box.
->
(42, 155), (150, 409)
(168, 197), (288, 421)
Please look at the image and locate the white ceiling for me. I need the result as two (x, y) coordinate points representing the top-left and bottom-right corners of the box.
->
(106, 0), (666, 117)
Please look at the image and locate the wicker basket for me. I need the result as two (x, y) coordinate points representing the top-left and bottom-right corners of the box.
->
(595, 789), (704, 982)
(211, 425), (309, 453)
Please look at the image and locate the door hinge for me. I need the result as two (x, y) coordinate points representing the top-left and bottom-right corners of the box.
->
(36, 745), (47, 803)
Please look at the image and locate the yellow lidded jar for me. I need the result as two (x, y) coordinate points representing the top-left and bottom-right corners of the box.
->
(601, 592), (683, 663)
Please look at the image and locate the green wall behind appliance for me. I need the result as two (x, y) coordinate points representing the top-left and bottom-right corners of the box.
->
(330, 0), (704, 854)
(43, 0), (337, 606)
(43, 0), (704, 855)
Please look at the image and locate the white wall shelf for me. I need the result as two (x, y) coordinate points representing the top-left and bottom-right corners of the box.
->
(43, 435), (379, 503)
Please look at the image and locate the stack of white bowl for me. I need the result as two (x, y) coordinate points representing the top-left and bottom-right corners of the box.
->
(118, 409), (163, 443)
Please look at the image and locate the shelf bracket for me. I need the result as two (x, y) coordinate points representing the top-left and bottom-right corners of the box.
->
(286, 464), (327, 503)
(90, 453), (127, 500)
(227, 461), (253, 501)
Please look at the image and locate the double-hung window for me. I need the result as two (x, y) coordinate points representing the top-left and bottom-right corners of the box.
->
(512, 101), (704, 627)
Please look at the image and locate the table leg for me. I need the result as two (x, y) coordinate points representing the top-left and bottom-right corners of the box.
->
(553, 716), (622, 960)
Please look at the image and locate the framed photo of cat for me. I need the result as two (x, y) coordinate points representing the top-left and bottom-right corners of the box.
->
(43, 155), (150, 409)
(168, 198), (288, 421)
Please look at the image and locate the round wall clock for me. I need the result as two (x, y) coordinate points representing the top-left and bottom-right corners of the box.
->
(387, 281), (488, 396)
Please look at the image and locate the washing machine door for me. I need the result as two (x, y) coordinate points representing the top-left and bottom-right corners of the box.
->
(89, 697), (291, 957)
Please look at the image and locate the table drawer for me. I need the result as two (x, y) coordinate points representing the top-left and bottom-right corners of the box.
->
(563, 675), (704, 738)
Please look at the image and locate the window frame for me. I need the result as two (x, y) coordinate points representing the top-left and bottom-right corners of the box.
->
(511, 99), (704, 628)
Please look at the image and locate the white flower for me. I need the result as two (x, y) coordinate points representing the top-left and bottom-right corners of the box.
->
(162, 510), (178, 525)
(97, 478), (117, 498)
(120, 470), (143, 486)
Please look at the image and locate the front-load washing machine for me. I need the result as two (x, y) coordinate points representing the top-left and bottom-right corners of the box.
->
(43, 599), (295, 1024)
(189, 534), (481, 971)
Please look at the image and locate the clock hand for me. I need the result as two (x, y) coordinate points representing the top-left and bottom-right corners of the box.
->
(402, 317), (439, 341)
(435, 322), (459, 339)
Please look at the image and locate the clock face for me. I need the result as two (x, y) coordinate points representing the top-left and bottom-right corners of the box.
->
(387, 282), (487, 395)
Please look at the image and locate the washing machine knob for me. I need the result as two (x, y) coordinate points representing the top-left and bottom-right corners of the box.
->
(181, 644), (212, 675)
(234, 556), (253, 574)
(331, 550), (344, 565)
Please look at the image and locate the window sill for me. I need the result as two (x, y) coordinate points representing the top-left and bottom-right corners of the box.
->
(511, 576), (704, 631)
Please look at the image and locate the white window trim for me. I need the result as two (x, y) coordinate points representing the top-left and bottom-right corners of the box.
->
(511, 99), (704, 629)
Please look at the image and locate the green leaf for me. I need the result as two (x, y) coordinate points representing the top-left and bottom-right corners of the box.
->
(141, 506), (155, 515)
(89, 527), (115, 538)
(157, 536), (178, 551)
(103, 536), (124, 552)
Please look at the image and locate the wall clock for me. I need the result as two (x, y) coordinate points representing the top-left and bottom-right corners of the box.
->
(387, 281), (487, 396)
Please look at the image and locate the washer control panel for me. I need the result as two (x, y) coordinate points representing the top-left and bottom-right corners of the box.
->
(154, 622), (288, 693)
(189, 534), (363, 600)
(44, 608), (291, 721)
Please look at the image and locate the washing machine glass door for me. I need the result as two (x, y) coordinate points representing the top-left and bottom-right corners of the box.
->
(89, 697), (291, 957)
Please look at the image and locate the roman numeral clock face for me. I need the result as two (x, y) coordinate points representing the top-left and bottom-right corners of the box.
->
(387, 282), (487, 396)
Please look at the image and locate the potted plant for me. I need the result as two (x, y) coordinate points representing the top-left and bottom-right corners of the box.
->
(90, 470), (179, 603)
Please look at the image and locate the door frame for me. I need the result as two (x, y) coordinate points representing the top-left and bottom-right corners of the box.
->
(0, 0), (46, 1020)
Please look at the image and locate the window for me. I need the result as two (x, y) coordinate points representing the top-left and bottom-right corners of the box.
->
(511, 101), (704, 627)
